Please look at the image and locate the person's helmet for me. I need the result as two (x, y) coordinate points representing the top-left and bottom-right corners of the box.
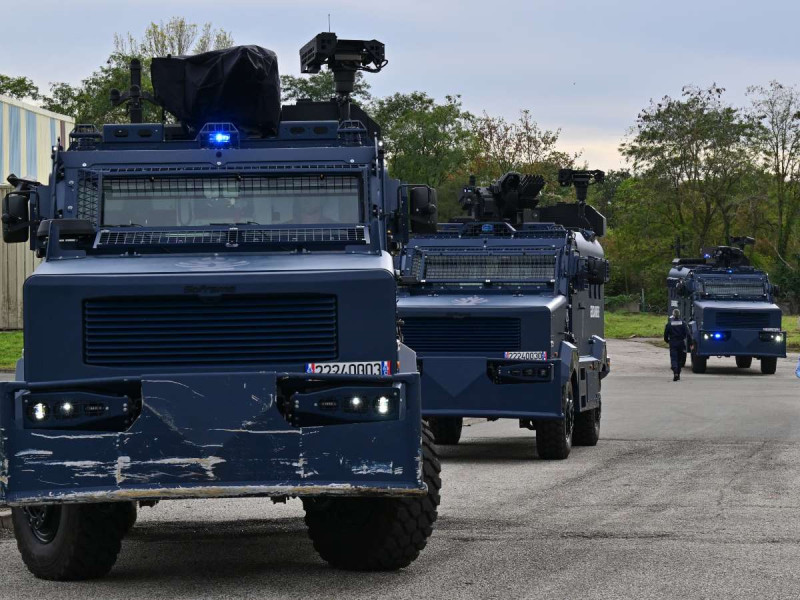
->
(672, 309), (681, 319)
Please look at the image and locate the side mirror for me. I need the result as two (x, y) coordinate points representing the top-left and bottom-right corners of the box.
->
(2, 192), (30, 243)
(586, 257), (609, 285)
(772, 284), (781, 297)
(409, 187), (438, 234)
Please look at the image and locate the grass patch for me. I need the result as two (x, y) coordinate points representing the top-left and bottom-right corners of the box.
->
(605, 312), (800, 351)
(0, 331), (22, 371)
(604, 312), (665, 339)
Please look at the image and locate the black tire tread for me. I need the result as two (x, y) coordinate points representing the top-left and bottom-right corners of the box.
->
(691, 351), (707, 374)
(427, 416), (463, 445)
(13, 503), (129, 581)
(761, 356), (778, 375)
(736, 356), (753, 369)
(536, 383), (573, 460)
(573, 406), (601, 446)
(303, 423), (441, 571)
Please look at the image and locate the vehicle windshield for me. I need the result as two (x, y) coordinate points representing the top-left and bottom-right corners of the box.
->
(409, 250), (557, 284)
(101, 175), (362, 227)
(697, 276), (766, 298)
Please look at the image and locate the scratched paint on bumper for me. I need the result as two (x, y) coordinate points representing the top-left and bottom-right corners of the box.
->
(0, 372), (424, 506)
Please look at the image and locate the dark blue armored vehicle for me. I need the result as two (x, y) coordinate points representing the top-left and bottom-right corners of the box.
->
(667, 241), (785, 374)
(395, 170), (611, 459)
(0, 34), (441, 579)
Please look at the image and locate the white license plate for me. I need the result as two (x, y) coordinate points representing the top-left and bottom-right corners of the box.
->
(504, 351), (547, 360)
(305, 361), (393, 375)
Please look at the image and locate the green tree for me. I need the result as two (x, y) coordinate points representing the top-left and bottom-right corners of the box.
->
(0, 74), (40, 101)
(746, 81), (800, 261)
(281, 71), (372, 104)
(42, 17), (234, 125)
(621, 85), (755, 252)
(370, 93), (475, 219)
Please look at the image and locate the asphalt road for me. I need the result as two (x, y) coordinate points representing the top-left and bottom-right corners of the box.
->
(1, 340), (800, 599)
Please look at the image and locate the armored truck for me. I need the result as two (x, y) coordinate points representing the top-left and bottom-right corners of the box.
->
(667, 242), (785, 374)
(395, 170), (611, 459)
(0, 34), (441, 579)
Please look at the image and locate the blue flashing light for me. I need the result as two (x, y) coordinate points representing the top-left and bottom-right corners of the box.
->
(481, 224), (493, 233)
(209, 132), (231, 145)
(714, 333), (723, 339)
(703, 253), (711, 259)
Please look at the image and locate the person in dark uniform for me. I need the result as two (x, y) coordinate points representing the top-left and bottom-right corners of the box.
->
(664, 309), (689, 381)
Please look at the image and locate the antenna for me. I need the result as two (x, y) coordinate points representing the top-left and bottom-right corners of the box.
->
(328, 14), (331, 32)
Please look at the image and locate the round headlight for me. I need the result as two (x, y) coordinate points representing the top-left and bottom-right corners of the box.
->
(775, 334), (783, 343)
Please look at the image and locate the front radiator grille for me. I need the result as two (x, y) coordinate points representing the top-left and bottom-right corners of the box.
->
(83, 295), (337, 366)
(714, 311), (772, 329)
(401, 317), (521, 353)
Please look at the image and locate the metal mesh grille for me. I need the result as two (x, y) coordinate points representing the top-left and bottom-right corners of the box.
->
(701, 279), (765, 297)
(413, 252), (556, 282)
(102, 175), (359, 197)
(96, 226), (365, 247)
(77, 170), (100, 225)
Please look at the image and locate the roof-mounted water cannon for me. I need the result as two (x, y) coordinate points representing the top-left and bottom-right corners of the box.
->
(109, 59), (160, 124)
(458, 172), (545, 224)
(300, 32), (386, 119)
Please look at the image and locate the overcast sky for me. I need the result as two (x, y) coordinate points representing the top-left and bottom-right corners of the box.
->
(3, 0), (799, 169)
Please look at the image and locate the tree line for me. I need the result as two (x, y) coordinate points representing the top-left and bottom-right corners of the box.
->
(2, 18), (799, 310)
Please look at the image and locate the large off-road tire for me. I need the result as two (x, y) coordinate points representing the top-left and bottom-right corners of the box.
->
(426, 416), (463, 445)
(303, 423), (441, 571)
(761, 356), (778, 375)
(535, 380), (574, 460)
(691, 350), (707, 374)
(736, 356), (753, 369)
(121, 502), (137, 534)
(573, 404), (601, 447)
(12, 503), (130, 580)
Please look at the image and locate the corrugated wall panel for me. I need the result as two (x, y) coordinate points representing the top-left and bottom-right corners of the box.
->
(0, 98), (71, 329)
(25, 111), (37, 180)
(0, 102), (5, 184)
(8, 105), (21, 177)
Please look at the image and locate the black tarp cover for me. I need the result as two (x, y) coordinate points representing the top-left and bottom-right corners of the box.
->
(151, 45), (281, 135)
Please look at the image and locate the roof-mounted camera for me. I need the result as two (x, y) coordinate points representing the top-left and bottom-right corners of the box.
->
(300, 32), (386, 116)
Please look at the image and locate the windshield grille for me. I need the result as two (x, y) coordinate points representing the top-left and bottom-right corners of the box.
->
(95, 226), (366, 247)
(701, 279), (765, 297)
(409, 251), (556, 282)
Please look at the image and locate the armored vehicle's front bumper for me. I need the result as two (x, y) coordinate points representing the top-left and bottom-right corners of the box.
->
(0, 371), (424, 507)
(693, 329), (787, 358)
(418, 355), (564, 419)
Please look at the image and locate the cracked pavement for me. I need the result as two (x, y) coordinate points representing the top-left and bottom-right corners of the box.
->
(1, 339), (799, 599)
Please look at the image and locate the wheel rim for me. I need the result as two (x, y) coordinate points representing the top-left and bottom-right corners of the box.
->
(23, 506), (62, 544)
(565, 386), (575, 441)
